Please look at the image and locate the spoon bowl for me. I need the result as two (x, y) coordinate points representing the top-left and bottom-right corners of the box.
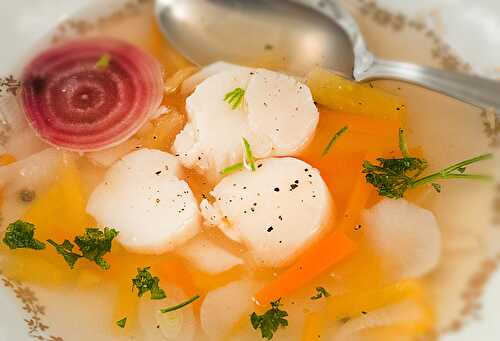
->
(156, 0), (500, 114)
(155, 0), (354, 76)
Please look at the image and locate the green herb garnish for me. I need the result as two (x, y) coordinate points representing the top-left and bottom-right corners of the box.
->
(47, 239), (82, 268)
(221, 138), (258, 175)
(2, 220), (46, 250)
(160, 294), (200, 313)
(242, 137), (256, 171)
(47, 227), (118, 269)
(250, 299), (289, 340)
(224, 87), (245, 109)
(322, 126), (348, 156)
(132, 267), (166, 300)
(363, 129), (493, 199)
(95, 53), (111, 70)
(74, 227), (118, 270)
(310, 286), (331, 300)
(116, 317), (127, 328)
(221, 162), (244, 175)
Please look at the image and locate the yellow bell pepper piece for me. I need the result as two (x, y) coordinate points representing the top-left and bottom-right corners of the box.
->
(327, 280), (424, 320)
(22, 158), (95, 241)
(1, 248), (76, 286)
(306, 68), (406, 121)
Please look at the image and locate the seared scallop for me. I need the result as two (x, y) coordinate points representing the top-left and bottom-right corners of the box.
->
(200, 157), (333, 267)
(86, 149), (200, 254)
(173, 69), (262, 180)
(246, 69), (318, 155)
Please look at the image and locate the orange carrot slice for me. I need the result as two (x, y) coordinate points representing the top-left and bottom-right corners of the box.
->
(316, 152), (366, 214)
(318, 110), (401, 139)
(301, 109), (401, 159)
(253, 230), (355, 306)
(338, 169), (373, 231)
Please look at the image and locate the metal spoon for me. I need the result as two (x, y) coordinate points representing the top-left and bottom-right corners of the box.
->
(155, 0), (500, 113)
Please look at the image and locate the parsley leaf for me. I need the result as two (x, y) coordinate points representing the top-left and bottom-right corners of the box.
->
(363, 129), (493, 199)
(48, 227), (118, 269)
(74, 227), (118, 270)
(160, 294), (200, 313)
(132, 267), (166, 300)
(224, 87), (245, 109)
(2, 220), (46, 250)
(250, 299), (289, 340)
(310, 286), (331, 300)
(47, 239), (82, 268)
(116, 317), (127, 328)
(363, 156), (428, 199)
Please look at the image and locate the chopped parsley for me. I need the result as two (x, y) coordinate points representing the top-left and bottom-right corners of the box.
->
(95, 53), (111, 70)
(224, 87), (245, 109)
(116, 317), (127, 328)
(132, 267), (166, 300)
(242, 137), (257, 171)
(47, 239), (82, 269)
(221, 162), (244, 175)
(74, 227), (118, 270)
(160, 294), (200, 313)
(250, 299), (289, 340)
(48, 227), (118, 269)
(322, 126), (348, 156)
(310, 287), (330, 300)
(2, 220), (46, 250)
(363, 129), (493, 199)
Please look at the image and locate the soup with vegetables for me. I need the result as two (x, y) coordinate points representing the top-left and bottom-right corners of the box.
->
(0, 4), (496, 341)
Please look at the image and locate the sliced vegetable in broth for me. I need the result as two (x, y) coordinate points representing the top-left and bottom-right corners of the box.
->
(0, 8), (495, 341)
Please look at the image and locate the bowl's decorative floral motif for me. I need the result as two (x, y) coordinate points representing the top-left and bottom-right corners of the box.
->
(355, 0), (471, 73)
(1, 275), (63, 341)
(0, 75), (21, 96)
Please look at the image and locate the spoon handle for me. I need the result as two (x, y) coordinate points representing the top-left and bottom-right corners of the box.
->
(357, 58), (500, 114)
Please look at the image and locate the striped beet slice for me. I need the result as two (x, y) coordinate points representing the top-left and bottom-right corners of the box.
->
(20, 38), (164, 152)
